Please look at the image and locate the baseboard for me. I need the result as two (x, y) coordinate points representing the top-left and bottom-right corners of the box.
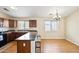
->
(66, 38), (79, 46)
(42, 39), (65, 40)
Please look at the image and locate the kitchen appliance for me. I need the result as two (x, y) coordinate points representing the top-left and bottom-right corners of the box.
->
(0, 32), (7, 47)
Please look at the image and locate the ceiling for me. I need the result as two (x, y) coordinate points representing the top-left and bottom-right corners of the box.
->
(0, 6), (79, 17)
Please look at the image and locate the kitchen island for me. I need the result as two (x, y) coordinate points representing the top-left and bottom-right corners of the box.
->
(16, 32), (41, 53)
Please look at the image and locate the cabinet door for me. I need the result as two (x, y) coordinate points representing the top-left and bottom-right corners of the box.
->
(15, 32), (26, 38)
(29, 20), (37, 27)
(9, 20), (14, 28)
(35, 41), (41, 53)
(17, 40), (31, 53)
(7, 33), (10, 43)
(7, 32), (12, 43)
(11, 32), (16, 40)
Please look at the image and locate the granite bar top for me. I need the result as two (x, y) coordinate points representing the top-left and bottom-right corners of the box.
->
(16, 32), (37, 41)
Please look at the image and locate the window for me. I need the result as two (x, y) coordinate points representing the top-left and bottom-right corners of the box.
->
(24, 21), (29, 29)
(52, 21), (58, 31)
(18, 20), (29, 30)
(44, 20), (59, 32)
(45, 21), (51, 31)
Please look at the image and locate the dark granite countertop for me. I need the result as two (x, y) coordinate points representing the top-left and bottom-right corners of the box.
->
(1, 30), (37, 34)
(16, 32), (37, 41)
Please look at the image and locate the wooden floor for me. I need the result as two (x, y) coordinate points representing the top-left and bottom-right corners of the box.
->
(41, 39), (79, 53)
(0, 41), (17, 53)
(0, 39), (79, 53)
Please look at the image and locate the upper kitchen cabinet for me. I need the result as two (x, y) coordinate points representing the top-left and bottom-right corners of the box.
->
(29, 20), (37, 27)
(8, 20), (17, 28)
(9, 19), (15, 28)
(0, 18), (17, 28)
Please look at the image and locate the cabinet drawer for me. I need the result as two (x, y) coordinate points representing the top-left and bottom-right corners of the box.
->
(17, 40), (31, 53)
(35, 48), (41, 53)
(35, 41), (41, 48)
(35, 41), (41, 53)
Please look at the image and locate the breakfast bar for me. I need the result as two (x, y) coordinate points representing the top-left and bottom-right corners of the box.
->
(16, 32), (41, 53)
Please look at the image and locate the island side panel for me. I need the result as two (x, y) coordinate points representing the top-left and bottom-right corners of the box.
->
(17, 40), (31, 53)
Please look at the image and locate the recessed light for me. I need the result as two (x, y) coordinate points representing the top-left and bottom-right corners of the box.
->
(3, 8), (9, 11)
(10, 6), (17, 10)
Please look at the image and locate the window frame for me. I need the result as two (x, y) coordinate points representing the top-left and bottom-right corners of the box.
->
(17, 20), (29, 30)
(44, 20), (59, 32)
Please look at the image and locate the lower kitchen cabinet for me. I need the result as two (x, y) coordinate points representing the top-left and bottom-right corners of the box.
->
(35, 41), (41, 53)
(17, 40), (31, 53)
(15, 32), (26, 38)
(7, 32), (16, 43)
(7, 32), (26, 43)
(7, 32), (14, 43)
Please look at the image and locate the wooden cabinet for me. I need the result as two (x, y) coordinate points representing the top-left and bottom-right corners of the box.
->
(3, 19), (17, 28)
(7, 32), (26, 43)
(8, 20), (17, 28)
(7, 32), (13, 42)
(9, 20), (15, 28)
(7, 32), (16, 43)
(11, 32), (17, 40)
(35, 41), (41, 53)
(29, 20), (37, 27)
(15, 32), (26, 38)
(17, 40), (31, 53)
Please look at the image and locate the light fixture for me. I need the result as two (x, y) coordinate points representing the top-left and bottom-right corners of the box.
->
(10, 6), (17, 10)
(53, 10), (61, 21)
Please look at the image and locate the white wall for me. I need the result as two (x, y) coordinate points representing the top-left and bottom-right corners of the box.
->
(3, 19), (9, 27)
(16, 17), (65, 39)
(66, 10), (79, 46)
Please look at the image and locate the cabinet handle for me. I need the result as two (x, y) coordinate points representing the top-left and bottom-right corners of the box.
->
(23, 43), (26, 47)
